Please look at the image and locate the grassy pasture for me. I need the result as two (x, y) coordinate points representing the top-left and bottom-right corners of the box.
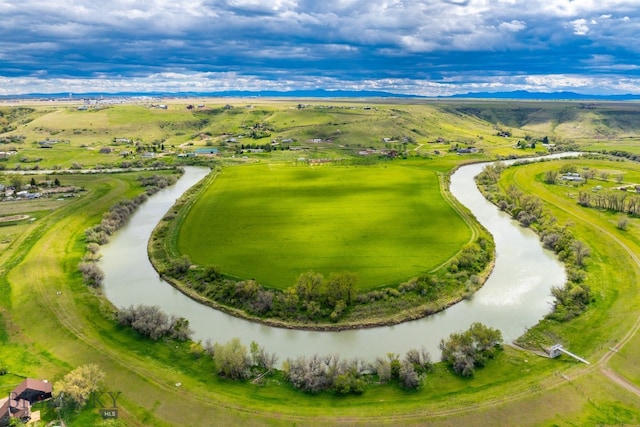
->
(0, 100), (548, 171)
(178, 161), (469, 289)
(4, 100), (640, 172)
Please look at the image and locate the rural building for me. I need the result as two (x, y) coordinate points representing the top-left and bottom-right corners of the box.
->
(194, 148), (219, 155)
(561, 173), (583, 182)
(0, 378), (52, 426)
(456, 147), (479, 154)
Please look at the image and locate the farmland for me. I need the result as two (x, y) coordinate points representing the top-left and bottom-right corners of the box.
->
(1, 99), (640, 425)
(178, 162), (468, 289)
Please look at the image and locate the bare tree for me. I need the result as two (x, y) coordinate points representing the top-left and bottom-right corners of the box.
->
(617, 217), (629, 231)
(584, 169), (596, 182)
(544, 169), (558, 184)
(399, 361), (421, 389)
(571, 240), (591, 267)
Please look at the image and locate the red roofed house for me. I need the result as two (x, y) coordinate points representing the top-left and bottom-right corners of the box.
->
(1, 378), (52, 426)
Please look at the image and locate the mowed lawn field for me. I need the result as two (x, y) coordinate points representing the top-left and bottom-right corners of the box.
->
(178, 162), (470, 289)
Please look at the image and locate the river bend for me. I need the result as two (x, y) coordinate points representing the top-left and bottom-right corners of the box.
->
(101, 160), (566, 361)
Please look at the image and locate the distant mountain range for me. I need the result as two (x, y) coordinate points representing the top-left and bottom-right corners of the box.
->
(2, 89), (640, 101)
(444, 90), (640, 101)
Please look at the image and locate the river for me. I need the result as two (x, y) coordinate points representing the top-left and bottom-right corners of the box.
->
(101, 158), (568, 361)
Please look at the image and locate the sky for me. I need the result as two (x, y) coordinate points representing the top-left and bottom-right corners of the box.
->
(1, 0), (640, 96)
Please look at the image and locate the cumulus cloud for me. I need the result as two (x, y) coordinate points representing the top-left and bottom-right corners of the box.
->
(1, 0), (640, 94)
(499, 20), (527, 32)
(571, 18), (590, 35)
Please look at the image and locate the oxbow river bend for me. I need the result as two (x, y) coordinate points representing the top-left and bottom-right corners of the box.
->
(101, 158), (568, 361)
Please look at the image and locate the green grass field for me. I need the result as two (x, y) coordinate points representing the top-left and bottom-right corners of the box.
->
(178, 162), (469, 289)
(2, 100), (640, 426)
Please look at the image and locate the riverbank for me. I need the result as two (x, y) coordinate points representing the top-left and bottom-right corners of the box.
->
(146, 162), (496, 331)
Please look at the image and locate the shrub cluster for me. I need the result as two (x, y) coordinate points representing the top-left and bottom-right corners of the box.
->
(205, 339), (433, 393)
(283, 346), (432, 393)
(203, 338), (277, 381)
(182, 270), (358, 323)
(78, 261), (104, 288)
(169, 234), (493, 326)
(439, 322), (502, 377)
(117, 304), (193, 341)
(138, 173), (178, 193)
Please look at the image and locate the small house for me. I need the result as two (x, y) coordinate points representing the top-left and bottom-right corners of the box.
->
(0, 378), (52, 425)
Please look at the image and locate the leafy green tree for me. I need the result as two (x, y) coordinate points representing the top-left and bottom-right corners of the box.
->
(54, 364), (105, 408)
(214, 338), (250, 379)
(10, 175), (22, 190)
(333, 371), (366, 394)
(201, 265), (222, 282)
(295, 271), (324, 302)
(169, 255), (191, 276)
(325, 272), (358, 307)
